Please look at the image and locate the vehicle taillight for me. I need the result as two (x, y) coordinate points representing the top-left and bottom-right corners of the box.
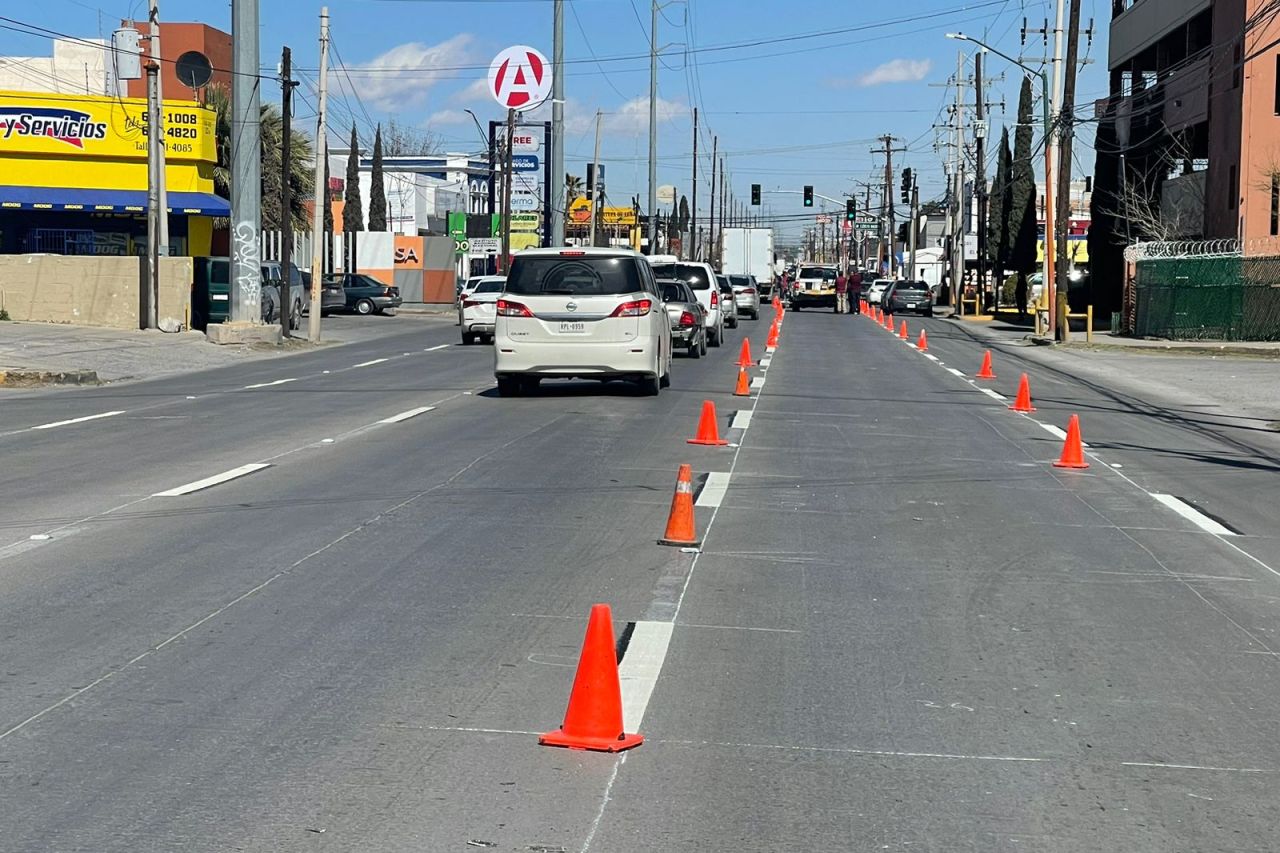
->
(496, 299), (534, 317)
(609, 298), (652, 318)
(743, 288), (756, 295)
(678, 311), (696, 327)
(384, 288), (396, 296)
(462, 299), (480, 308)
(559, 250), (586, 256)
(710, 290), (719, 306)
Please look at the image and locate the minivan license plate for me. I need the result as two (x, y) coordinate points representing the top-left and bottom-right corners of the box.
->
(558, 321), (587, 334)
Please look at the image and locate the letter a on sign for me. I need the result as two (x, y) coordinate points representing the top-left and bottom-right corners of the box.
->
(489, 45), (553, 112)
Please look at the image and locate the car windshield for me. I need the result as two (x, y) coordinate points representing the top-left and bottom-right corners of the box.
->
(506, 255), (641, 296)
(650, 263), (711, 290)
(798, 267), (835, 280)
(473, 280), (504, 294)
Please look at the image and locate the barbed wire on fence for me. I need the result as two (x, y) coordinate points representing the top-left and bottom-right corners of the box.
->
(1124, 239), (1242, 262)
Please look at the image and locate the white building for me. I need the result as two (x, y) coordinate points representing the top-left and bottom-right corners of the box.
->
(328, 150), (492, 235)
(0, 38), (116, 95)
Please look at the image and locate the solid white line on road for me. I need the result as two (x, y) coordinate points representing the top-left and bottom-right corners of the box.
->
(730, 410), (753, 430)
(378, 406), (436, 424)
(353, 358), (389, 368)
(152, 463), (271, 497)
(1039, 423), (1068, 440)
(243, 378), (297, 390)
(696, 471), (732, 508)
(1150, 494), (1237, 537)
(1120, 761), (1274, 773)
(29, 410), (125, 430)
(750, 376), (766, 389)
(980, 388), (1006, 401)
(945, 367), (966, 377)
(426, 344), (450, 351)
(923, 353), (939, 362)
(618, 620), (675, 733)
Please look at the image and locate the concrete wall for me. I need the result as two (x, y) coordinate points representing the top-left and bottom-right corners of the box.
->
(1110, 0), (1212, 68)
(0, 255), (192, 330)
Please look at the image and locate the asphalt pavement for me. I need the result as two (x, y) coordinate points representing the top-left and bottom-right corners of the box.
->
(2, 305), (1278, 851)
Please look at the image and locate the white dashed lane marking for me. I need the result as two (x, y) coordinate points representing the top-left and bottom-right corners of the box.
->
(29, 411), (125, 430)
(153, 463), (271, 497)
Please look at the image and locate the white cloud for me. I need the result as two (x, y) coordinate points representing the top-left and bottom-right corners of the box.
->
(450, 78), (492, 104)
(341, 34), (475, 111)
(850, 58), (932, 87)
(426, 109), (473, 127)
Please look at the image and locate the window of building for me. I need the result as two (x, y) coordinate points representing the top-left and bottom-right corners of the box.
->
(1229, 164), (1238, 210)
(1272, 175), (1279, 236)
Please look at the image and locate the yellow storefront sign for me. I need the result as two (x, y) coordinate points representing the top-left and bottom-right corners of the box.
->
(602, 207), (636, 226)
(0, 90), (216, 192)
(1037, 235), (1089, 264)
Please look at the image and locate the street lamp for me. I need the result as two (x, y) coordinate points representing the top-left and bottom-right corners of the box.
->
(946, 32), (1055, 332)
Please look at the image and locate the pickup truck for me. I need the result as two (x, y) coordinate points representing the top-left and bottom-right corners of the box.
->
(789, 264), (838, 310)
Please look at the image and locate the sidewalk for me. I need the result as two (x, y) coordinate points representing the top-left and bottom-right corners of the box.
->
(0, 313), (447, 386)
(941, 311), (1280, 430)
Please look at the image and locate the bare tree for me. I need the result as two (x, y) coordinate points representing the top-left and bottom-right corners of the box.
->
(381, 118), (441, 157)
(1104, 134), (1207, 243)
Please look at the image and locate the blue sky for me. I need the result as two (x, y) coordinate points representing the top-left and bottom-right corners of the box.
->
(1, 0), (1109, 241)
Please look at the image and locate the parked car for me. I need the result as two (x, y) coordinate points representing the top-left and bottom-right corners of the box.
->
(866, 277), (896, 306)
(729, 274), (761, 320)
(261, 261), (304, 330)
(190, 256), (281, 330)
(297, 270), (346, 317)
(659, 278), (707, 358)
(715, 274), (740, 328)
(494, 248), (673, 396)
(325, 273), (402, 315)
(647, 257), (726, 347)
(882, 280), (934, 316)
(460, 277), (505, 344)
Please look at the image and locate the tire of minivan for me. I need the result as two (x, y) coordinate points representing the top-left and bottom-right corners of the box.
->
(689, 339), (700, 359)
(709, 326), (721, 347)
(638, 374), (660, 396)
(496, 376), (522, 397)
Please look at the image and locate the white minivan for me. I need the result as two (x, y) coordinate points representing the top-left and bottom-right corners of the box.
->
(493, 248), (673, 397)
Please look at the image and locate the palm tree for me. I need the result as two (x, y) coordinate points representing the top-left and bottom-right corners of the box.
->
(206, 84), (315, 232)
(566, 173), (584, 210)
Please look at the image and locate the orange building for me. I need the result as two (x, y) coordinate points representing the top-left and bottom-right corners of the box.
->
(119, 21), (232, 101)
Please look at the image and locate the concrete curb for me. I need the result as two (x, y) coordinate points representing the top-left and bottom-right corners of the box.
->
(0, 368), (100, 387)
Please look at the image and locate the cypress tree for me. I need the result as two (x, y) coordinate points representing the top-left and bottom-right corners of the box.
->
(987, 127), (1013, 299)
(368, 125), (387, 231)
(343, 124), (363, 232)
(1008, 76), (1038, 306)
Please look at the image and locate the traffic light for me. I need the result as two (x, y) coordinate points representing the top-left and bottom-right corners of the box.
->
(751, 183), (761, 206)
(845, 198), (856, 221)
(803, 185), (814, 207)
(900, 168), (913, 205)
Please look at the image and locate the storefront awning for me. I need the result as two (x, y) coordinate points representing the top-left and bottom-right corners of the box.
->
(0, 186), (230, 216)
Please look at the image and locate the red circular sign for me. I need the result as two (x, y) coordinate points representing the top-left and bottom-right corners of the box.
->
(489, 45), (552, 112)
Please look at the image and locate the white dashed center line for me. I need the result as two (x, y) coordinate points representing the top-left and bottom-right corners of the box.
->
(425, 344), (450, 351)
(353, 358), (389, 368)
(696, 471), (732, 508)
(243, 378), (298, 389)
(1150, 494), (1237, 536)
(153, 463), (271, 497)
(29, 410), (125, 430)
(378, 406), (437, 424)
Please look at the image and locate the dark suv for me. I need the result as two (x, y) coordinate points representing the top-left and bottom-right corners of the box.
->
(883, 280), (933, 316)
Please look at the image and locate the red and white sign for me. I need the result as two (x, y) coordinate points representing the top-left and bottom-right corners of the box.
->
(488, 45), (552, 112)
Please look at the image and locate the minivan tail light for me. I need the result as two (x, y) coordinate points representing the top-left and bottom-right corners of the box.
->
(609, 298), (652, 318)
(496, 298), (534, 317)
(710, 290), (719, 306)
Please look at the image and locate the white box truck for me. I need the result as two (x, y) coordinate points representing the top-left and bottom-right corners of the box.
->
(720, 227), (775, 297)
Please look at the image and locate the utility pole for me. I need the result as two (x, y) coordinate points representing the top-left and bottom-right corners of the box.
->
(144, 0), (168, 329)
(708, 135), (717, 262)
(279, 45), (296, 338)
(952, 51), (966, 314)
(500, 109), (515, 272)
(974, 47), (988, 313)
(1047, 0), (1066, 336)
(691, 107), (698, 259)
(1054, 0), (1083, 341)
(908, 173), (919, 279)
(307, 7), (329, 341)
(589, 109), (602, 247)
(647, 0), (658, 254)
(718, 162), (725, 265)
(230, 0), (262, 325)
(550, 0), (565, 246)
(873, 135), (906, 277)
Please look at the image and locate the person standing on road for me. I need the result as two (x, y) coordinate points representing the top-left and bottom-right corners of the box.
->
(848, 269), (862, 315)
(834, 269), (848, 314)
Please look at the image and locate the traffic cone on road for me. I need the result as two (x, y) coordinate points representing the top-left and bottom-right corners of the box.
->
(736, 338), (754, 368)
(539, 603), (644, 753)
(976, 350), (996, 379)
(658, 463), (700, 547)
(733, 367), (751, 397)
(688, 400), (730, 446)
(1053, 414), (1090, 469)
(766, 323), (779, 349)
(899, 320), (908, 339)
(916, 330), (928, 351)
(1010, 373), (1036, 412)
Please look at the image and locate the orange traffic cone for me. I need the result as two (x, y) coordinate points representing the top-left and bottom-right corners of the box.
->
(885, 312), (895, 330)
(766, 323), (779, 349)
(899, 320), (908, 339)
(688, 400), (729, 446)
(733, 367), (751, 397)
(916, 330), (928, 351)
(539, 603), (644, 753)
(1053, 414), (1089, 469)
(1010, 373), (1036, 412)
(736, 338), (754, 368)
(976, 350), (996, 379)
(658, 463), (700, 547)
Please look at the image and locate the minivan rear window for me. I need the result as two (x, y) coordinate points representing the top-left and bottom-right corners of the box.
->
(506, 256), (642, 296)
(651, 263), (711, 290)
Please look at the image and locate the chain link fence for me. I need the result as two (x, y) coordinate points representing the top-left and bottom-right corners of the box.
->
(1123, 240), (1280, 341)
